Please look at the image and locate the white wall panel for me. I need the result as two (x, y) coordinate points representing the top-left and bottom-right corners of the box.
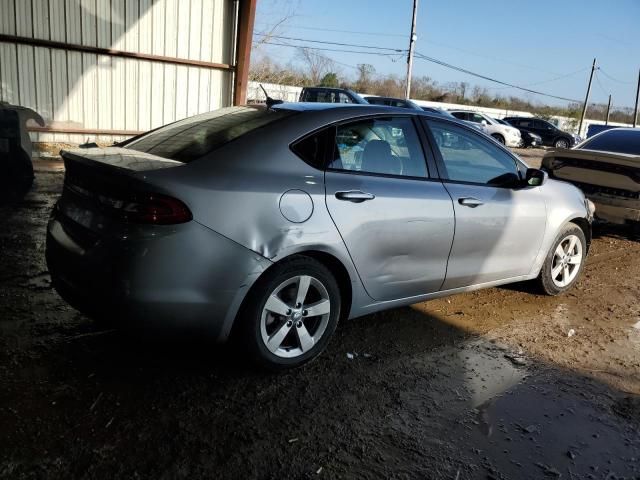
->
(2, 0), (236, 144)
(0, 0), (16, 35)
(0, 43), (19, 104)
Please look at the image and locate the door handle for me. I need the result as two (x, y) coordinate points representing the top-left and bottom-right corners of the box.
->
(458, 197), (484, 208)
(335, 190), (376, 203)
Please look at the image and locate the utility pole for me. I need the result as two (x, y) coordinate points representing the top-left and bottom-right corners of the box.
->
(405, 0), (419, 100)
(633, 68), (640, 128)
(605, 95), (612, 125)
(578, 58), (597, 138)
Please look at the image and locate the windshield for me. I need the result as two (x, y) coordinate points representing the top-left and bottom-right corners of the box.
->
(577, 129), (640, 156)
(125, 106), (294, 163)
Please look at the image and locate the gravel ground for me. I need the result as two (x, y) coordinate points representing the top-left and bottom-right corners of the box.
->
(1, 152), (639, 479)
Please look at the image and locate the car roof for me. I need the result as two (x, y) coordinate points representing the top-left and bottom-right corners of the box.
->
(449, 109), (485, 114)
(301, 87), (355, 92)
(272, 102), (424, 114)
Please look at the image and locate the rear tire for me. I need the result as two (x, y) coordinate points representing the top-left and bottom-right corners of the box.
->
(237, 256), (341, 370)
(537, 223), (586, 295)
(554, 138), (570, 149)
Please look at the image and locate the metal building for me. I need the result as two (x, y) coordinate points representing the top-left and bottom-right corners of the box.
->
(0, 0), (256, 144)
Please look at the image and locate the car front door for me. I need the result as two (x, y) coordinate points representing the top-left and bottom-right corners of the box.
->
(533, 120), (554, 144)
(425, 119), (547, 289)
(324, 115), (455, 301)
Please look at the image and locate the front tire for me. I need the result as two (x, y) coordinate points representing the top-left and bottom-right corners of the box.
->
(238, 256), (341, 370)
(492, 134), (505, 145)
(537, 223), (586, 295)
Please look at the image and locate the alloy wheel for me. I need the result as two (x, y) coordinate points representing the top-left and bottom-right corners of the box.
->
(551, 234), (583, 288)
(260, 275), (331, 358)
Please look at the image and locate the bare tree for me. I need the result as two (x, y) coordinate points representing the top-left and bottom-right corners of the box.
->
(297, 48), (335, 86)
(252, 0), (300, 49)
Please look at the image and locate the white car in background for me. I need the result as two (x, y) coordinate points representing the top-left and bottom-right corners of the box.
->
(449, 110), (522, 147)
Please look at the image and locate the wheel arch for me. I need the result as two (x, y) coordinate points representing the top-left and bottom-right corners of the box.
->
(234, 249), (354, 332)
(567, 216), (592, 252)
(286, 250), (353, 321)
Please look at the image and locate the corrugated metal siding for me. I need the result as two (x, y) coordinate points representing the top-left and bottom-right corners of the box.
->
(0, 0), (236, 144)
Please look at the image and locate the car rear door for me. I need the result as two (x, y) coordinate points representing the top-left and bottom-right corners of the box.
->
(324, 115), (455, 301)
(424, 119), (547, 289)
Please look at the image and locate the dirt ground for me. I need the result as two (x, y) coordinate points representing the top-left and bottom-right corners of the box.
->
(1, 150), (639, 479)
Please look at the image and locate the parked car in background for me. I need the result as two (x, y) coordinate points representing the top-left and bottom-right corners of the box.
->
(542, 128), (639, 227)
(494, 118), (542, 148)
(421, 106), (458, 119)
(504, 117), (580, 149)
(363, 96), (422, 110)
(449, 110), (521, 147)
(46, 103), (593, 369)
(299, 87), (368, 104)
(586, 124), (617, 138)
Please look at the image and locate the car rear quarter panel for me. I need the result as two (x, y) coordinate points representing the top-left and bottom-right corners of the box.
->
(139, 109), (381, 317)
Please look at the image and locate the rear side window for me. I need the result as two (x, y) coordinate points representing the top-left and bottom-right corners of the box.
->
(125, 106), (293, 162)
(579, 129), (640, 155)
(291, 128), (331, 169)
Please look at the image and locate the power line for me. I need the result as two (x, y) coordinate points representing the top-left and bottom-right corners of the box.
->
(414, 51), (582, 103)
(260, 41), (403, 58)
(256, 34), (585, 103)
(254, 33), (405, 52)
(594, 70), (609, 101)
(253, 22), (406, 38)
(487, 67), (590, 91)
(599, 68), (634, 85)
(423, 39), (567, 76)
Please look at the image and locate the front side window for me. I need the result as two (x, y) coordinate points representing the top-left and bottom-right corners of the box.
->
(329, 117), (428, 178)
(338, 92), (353, 103)
(451, 112), (467, 121)
(470, 113), (486, 124)
(534, 120), (553, 130)
(428, 121), (521, 186)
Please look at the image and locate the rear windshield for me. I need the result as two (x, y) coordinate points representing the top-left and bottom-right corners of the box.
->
(578, 129), (640, 156)
(125, 106), (294, 162)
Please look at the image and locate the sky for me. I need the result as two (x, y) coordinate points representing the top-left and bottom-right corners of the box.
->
(253, 0), (640, 108)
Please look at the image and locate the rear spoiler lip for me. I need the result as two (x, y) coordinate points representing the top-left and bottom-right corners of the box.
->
(60, 147), (184, 174)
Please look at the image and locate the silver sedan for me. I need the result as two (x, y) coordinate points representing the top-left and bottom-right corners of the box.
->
(46, 103), (594, 369)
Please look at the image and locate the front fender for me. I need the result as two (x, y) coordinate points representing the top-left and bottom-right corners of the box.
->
(529, 179), (590, 276)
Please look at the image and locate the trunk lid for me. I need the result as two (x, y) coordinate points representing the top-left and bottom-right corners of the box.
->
(55, 147), (189, 247)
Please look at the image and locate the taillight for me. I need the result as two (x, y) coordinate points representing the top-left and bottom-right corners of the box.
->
(66, 181), (192, 225)
(118, 194), (192, 225)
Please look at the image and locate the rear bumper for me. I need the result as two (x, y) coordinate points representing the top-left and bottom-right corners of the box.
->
(587, 194), (640, 225)
(46, 211), (272, 340)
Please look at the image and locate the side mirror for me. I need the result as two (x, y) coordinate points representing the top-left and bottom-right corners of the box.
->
(481, 120), (488, 126)
(526, 168), (547, 187)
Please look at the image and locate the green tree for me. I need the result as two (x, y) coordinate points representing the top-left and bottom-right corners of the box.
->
(319, 72), (339, 87)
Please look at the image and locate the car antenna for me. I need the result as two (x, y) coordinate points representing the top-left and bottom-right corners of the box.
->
(259, 84), (283, 110)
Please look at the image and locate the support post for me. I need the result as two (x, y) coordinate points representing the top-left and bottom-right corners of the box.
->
(404, 0), (419, 100)
(233, 0), (257, 106)
(633, 69), (640, 128)
(578, 58), (597, 138)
